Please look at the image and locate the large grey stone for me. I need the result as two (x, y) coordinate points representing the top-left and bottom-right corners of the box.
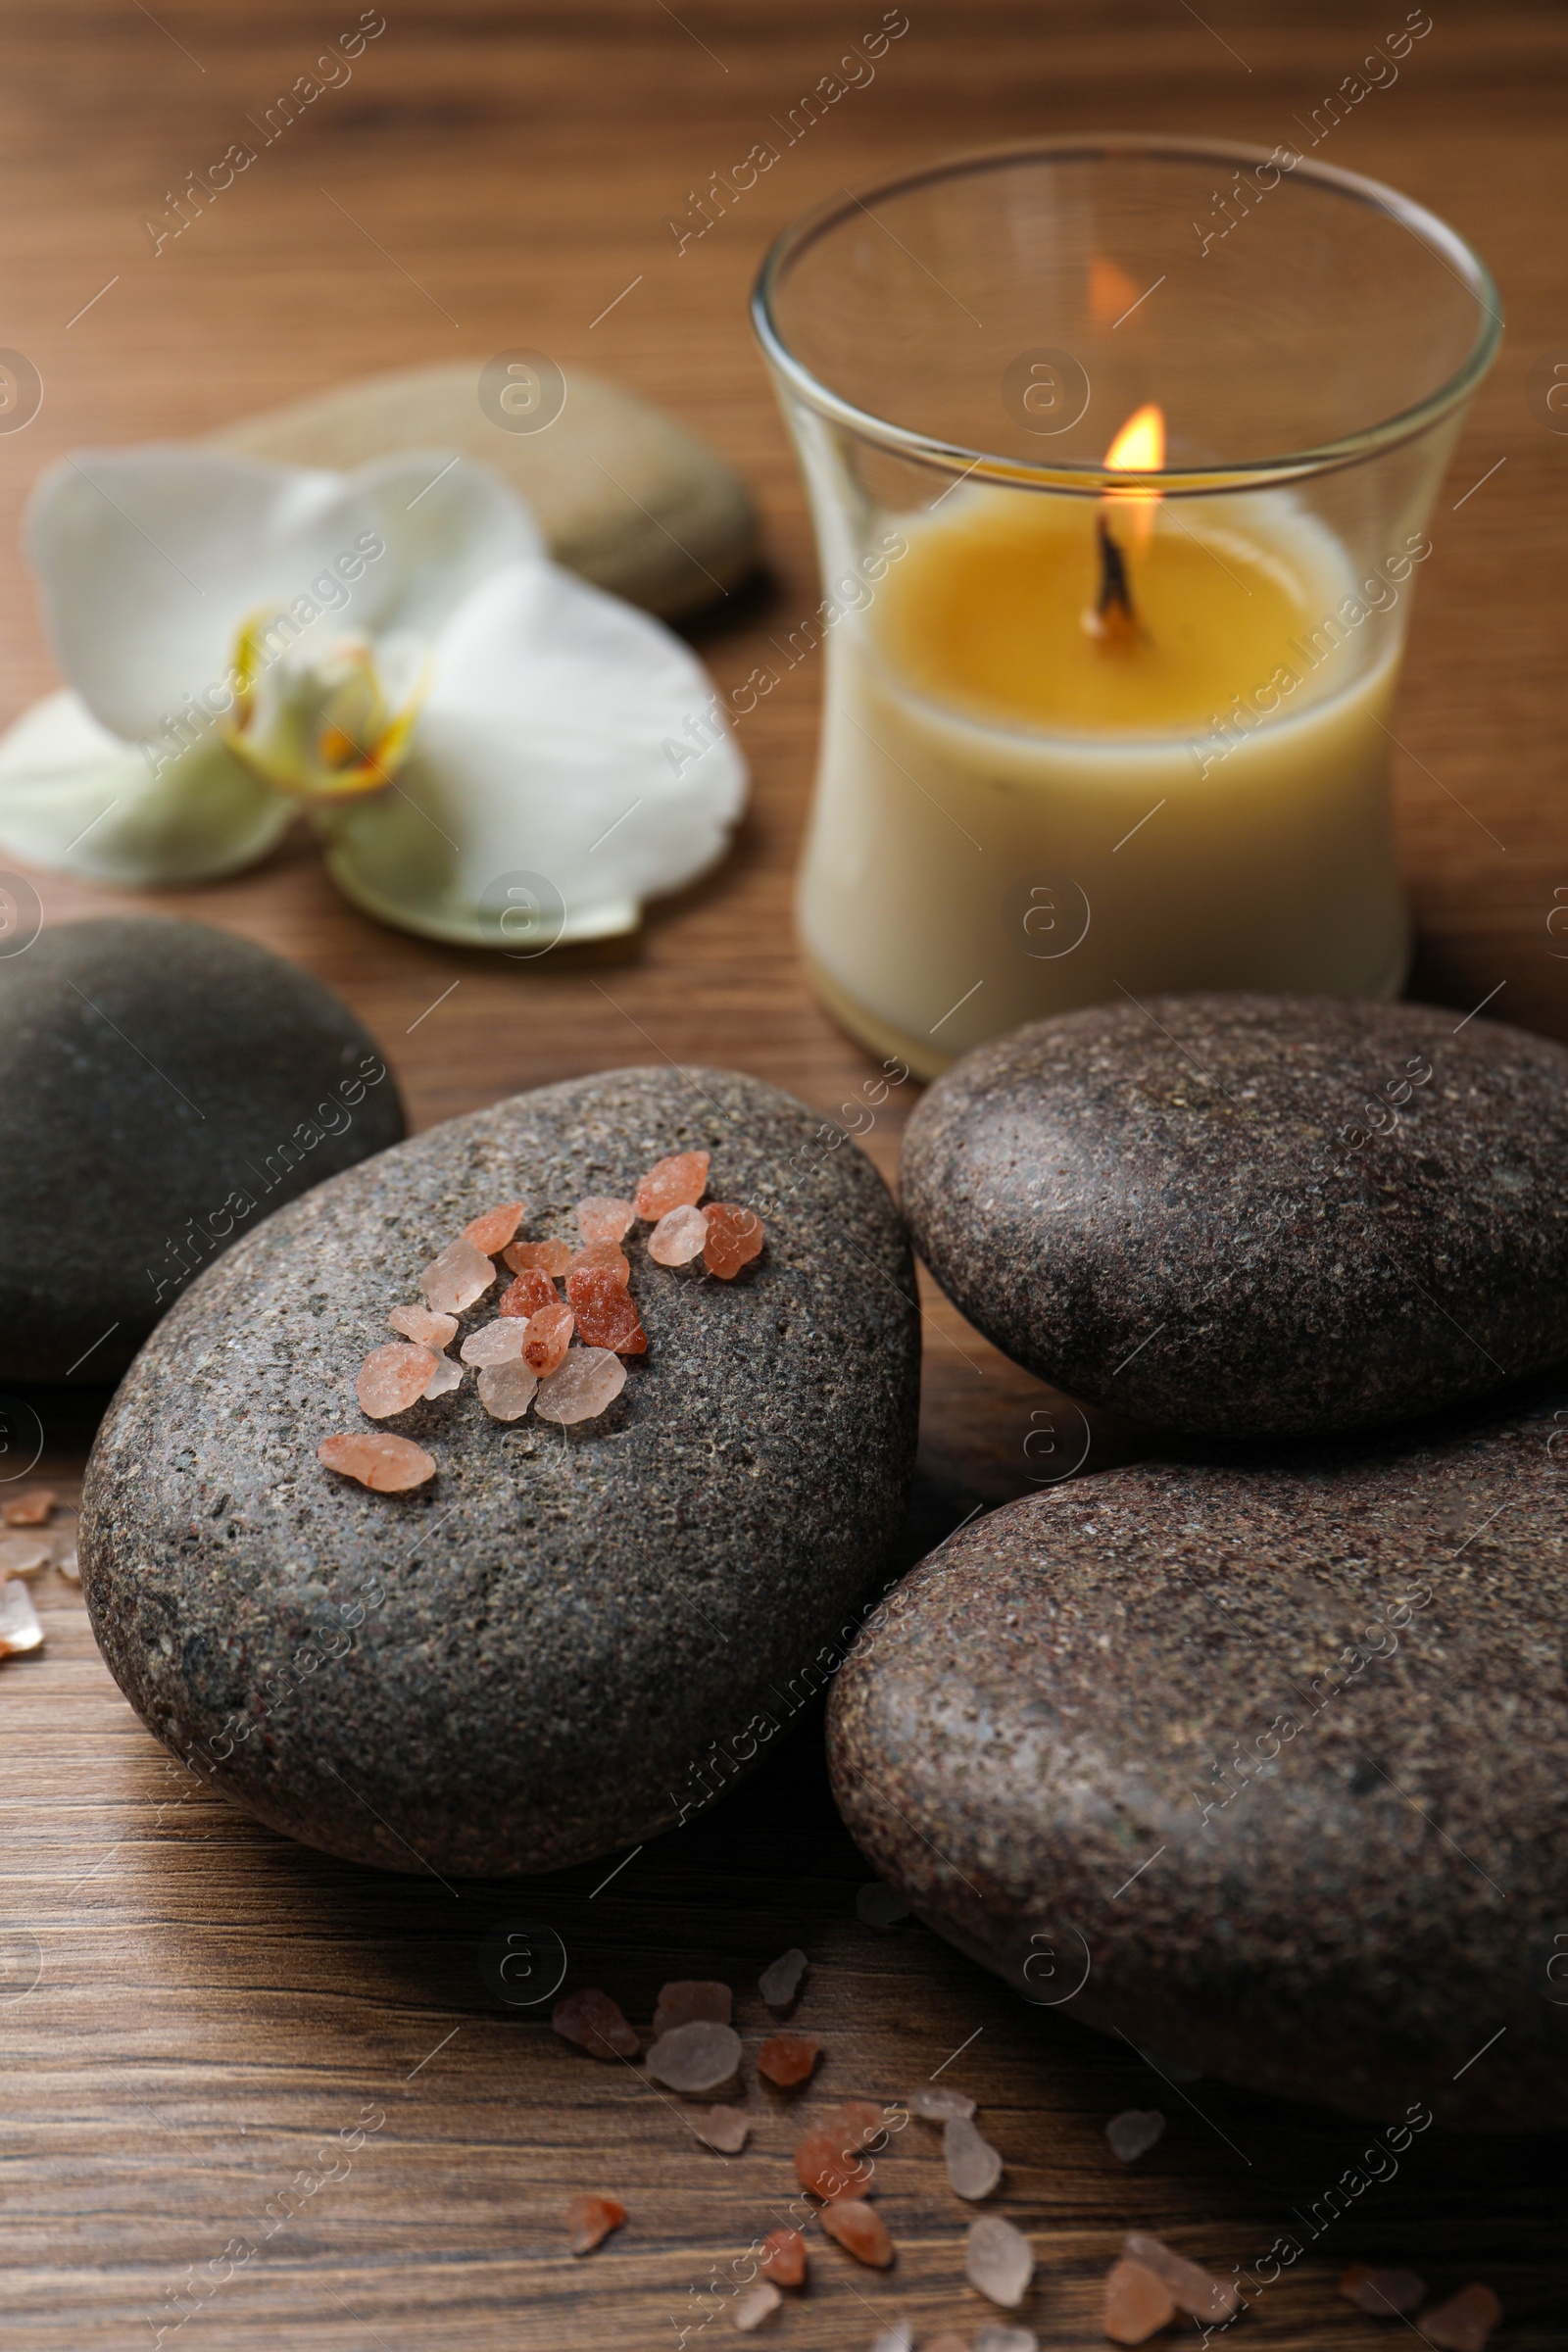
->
(81, 1066), (919, 1876)
(902, 993), (1568, 1437)
(827, 1399), (1568, 2131)
(0, 915), (403, 1384)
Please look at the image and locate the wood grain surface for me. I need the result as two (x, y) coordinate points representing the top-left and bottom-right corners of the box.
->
(2, 4), (1566, 2345)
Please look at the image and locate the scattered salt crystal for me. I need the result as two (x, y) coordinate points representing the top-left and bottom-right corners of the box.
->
(759, 1947), (808, 2009)
(975, 2329), (1039, 2352)
(1105, 2108), (1165, 2164)
(758, 2031), (820, 2088)
(759, 2228), (806, 2286)
(576, 1195), (636, 1245)
(566, 1266), (647, 1354)
(477, 1360), (539, 1422)
(649, 1203), (710, 1266)
(635, 1151), (710, 1220)
(2, 1489), (54, 1526)
(499, 1267), (557, 1319)
(1121, 2234), (1238, 2323)
(732, 2280), (781, 2331)
(422, 1351), (463, 1399)
(318, 1432), (437, 1492)
(565, 2191), (625, 2254)
(906, 2085), (976, 2123)
(417, 1237), (495, 1314)
(967, 2214), (1034, 2308)
(945, 2112), (1004, 2200)
(0, 1580), (44, 1658)
(703, 1200), (764, 1279)
(1103, 2257), (1176, 2345)
(389, 1303), (458, 1348)
(0, 1533), (51, 1579)
(692, 2104), (750, 2154)
(55, 1545), (80, 1583)
(834, 2099), (887, 2149)
(857, 1882), (910, 1929)
(536, 1348), (627, 1425)
(505, 1238), (574, 1278)
(460, 1318), (529, 1367)
(552, 1988), (639, 2060)
(1340, 2265), (1427, 2317)
(793, 2124), (870, 2202)
(521, 1302), (574, 1377)
(820, 2199), (893, 2268)
(356, 1342), (437, 1418)
(462, 1201), (524, 1254)
(1423, 2284), (1503, 2352)
(645, 2020), (742, 2097)
(652, 1980), (732, 2038)
(569, 1240), (631, 1285)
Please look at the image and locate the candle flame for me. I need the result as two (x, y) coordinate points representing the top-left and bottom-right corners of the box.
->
(1104, 403), (1165, 473)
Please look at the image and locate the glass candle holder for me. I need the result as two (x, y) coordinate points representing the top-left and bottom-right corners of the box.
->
(754, 136), (1500, 1078)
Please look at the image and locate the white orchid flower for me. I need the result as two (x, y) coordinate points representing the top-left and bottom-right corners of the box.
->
(0, 446), (746, 946)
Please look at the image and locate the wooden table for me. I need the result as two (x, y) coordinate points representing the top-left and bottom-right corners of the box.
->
(2, 5), (1564, 2343)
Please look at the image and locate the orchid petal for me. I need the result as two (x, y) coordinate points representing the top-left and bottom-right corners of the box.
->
(25, 447), (537, 745)
(0, 690), (291, 884)
(318, 562), (746, 946)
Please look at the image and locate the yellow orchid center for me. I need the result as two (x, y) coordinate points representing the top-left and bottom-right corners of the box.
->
(222, 609), (427, 802)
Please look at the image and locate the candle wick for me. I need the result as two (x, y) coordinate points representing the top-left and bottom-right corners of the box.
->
(1087, 514), (1142, 646)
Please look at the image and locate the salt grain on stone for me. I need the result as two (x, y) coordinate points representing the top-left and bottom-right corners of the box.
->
(356, 1342), (436, 1418)
(649, 1203), (710, 1266)
(318, 1432), (437, 1491)
(521, 1302), (574, 1377)
(1339, 2264), (1427, 2317)
(906, 2085), (976, 2124)
(422, 1351), (463, 1398)
(576, 1195), (636, 1245)
(505, 1238), (574, 1278)
(0, 1533), (51, 1578)
(645, 2020), (743, 2097)
(567, 1266), (647, 1353)
(703, 1201), (764, 1279)
(1122, 2234), (1237, 2323)
(732, 2280), (781, 2331)
(945, 2112), (1004, 2200)
(652, 1980), (733, 2038)
(2, 1489), (54, 1525)
(499, 1268), (558, 1319)
(692, 2105), (750, 2154)
(553, 1988), (640, 2061)
(759, 1947), (808, 2009)
(461, 1318), (529, 1367)
(462, 1201), (525, 1254)
(1423, 2284), (1503, 2352)
(389, 1303), (458, 1348)
(417, 1236), (495, 1314)
(1103, 2257), (1177, 2346)
(0, 1580), (44, 1658)
(570, 1240), (632, 1285)
(536, 1348), (627, 1424)
(967, 2215), (1034, 2308)
(820, 2200), (893, 2268)
(477, 1359), (539, 1422)
(635, 1151), (710, 1220)
(1106, 2109), (1166, 2164)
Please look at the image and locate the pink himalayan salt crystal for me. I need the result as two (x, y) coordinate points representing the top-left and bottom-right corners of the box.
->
(460, 1317), (529, 1367)
(652, 1980), (732, 2040)
(758, 2032), (819, 2088)
(568, 1240), (630, 1286)
(477, 1360), (538, 1422)
(2, 1489), (54, 1526)
(649, 1204), (709, 1266)
(423, 1352), (463, 1399)
(356, 1343), (436, 1418)
(703, 1202), (764, 1280)
(967, 2214), (1034, 2308)
(1106, 2108), (1165, 2164)
(759, 2228), (806, 2286)
(567, 1266), (647, 1354)
(820, 2199), (893, 2268)
(521, 1302), (573, 1377)
(553, 1987), (639, 2061)
(945, 2112), (1004, 2199)
(634, 1151), (710, 1220)
(1423, 2286), (1503, 2352)
(0, 1533), (51, 1578)
(576, 1195), (636, 1245)
(0, 1579), (44, 1657)
(389, 1303), (458, 1349)
(462, 1200), (524, 1254)
(1340, 2265), (1427, 2318)
(645, 2020), (743, 2097)
(692, 2105), (750, 2155)
(499, 1267), (557, 1319)
(565, 2191), (625, 2255)
(318, 1432), (436, 1492)
(536, 1347), (627, 1425)
(906, 2084), (976, 2124)
(1122, 2235), (1238, 2324)
(418, 1236), (495, 1315)
(793, 2125), (870, 2202)
(1104, 2258), (1177, 2345)
(759, 1947), (808, 2009)
(732, 2281), (781, 2331)
(505, 1238), (574, 1279)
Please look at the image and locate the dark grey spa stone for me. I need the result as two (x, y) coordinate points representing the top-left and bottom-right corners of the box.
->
(827, 1399), (1568, 2131)
(901, 993), (1568, 1437)
(0, 915), (404, 1384)
(80, 1066), (919, 1877)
